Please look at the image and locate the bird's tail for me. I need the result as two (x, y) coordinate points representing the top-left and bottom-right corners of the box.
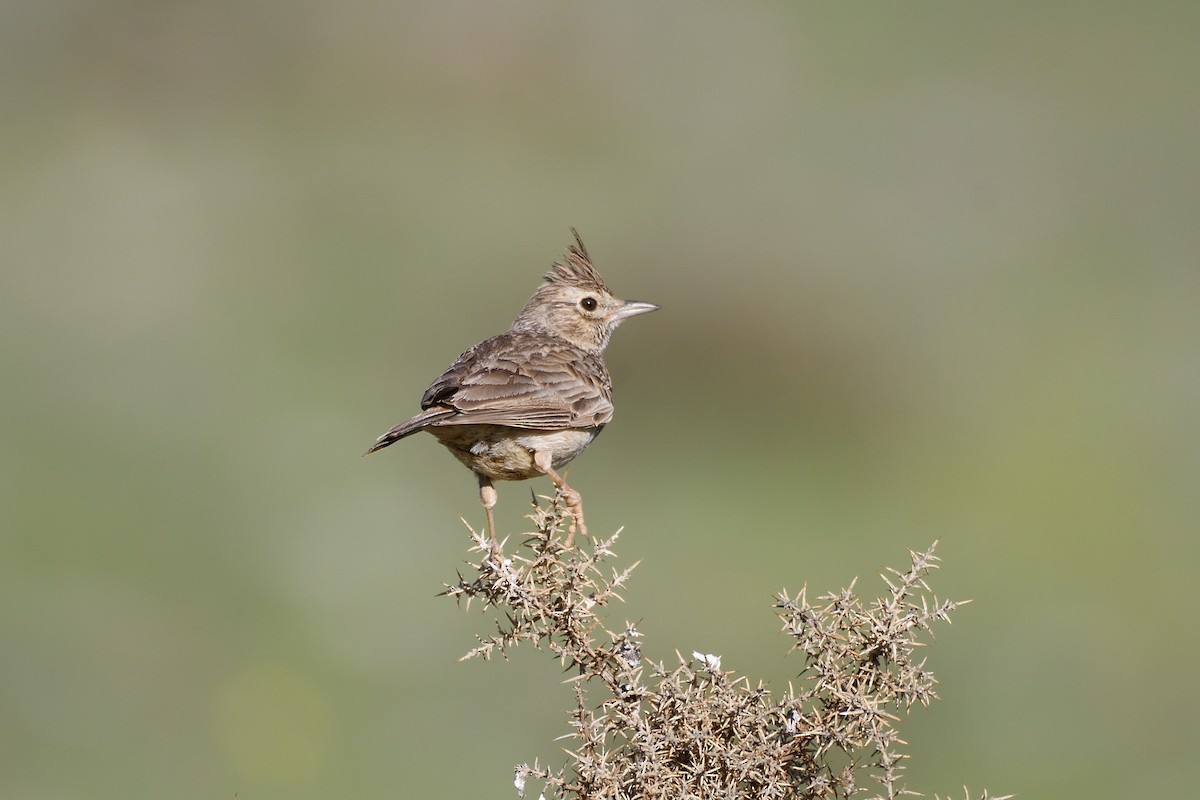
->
(363, 409), (450, 455)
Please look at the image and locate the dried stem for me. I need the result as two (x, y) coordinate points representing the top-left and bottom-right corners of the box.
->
(441, 490), (1004, 800)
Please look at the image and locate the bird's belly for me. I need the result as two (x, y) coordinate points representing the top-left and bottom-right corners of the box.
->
(429, 425), (601, 480)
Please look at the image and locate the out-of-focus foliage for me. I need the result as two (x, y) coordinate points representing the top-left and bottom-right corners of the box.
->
(1, 2), (1196, 799)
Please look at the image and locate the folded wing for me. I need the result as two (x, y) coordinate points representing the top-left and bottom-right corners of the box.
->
(367, 332), (613, 455)
(421, 332), (613, 430)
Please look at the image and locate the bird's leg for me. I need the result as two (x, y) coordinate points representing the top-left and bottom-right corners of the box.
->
(477, 474), (500, 556)
(532, 450), (586, 547)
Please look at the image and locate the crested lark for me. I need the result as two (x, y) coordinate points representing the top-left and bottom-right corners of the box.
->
(366, 231), (658, 545)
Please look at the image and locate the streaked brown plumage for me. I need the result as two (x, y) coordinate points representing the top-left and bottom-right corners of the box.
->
(366, 231), (658, 544)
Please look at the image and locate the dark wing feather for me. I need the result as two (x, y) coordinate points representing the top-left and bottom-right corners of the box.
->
(420, 332), (613, 430)
(364, 407), (456, 454)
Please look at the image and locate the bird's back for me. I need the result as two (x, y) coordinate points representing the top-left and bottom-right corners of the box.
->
(366, 331), (613, 456)
(421, 330), (614, 430)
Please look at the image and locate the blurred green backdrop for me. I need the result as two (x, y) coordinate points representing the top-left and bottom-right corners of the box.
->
(2, 2), (1197, 798)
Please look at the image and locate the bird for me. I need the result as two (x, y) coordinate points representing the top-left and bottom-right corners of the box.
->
(366, 231), (658, 546)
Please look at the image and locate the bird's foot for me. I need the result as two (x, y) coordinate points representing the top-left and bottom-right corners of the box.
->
(477, 475), (502, 559)
(531, 454), (586, 548)
(561, 486), (586, 548)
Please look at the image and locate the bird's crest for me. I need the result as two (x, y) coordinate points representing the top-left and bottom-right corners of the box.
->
(543, 229), (610, 294)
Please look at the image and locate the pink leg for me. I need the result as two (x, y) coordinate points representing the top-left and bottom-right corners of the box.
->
(477, 473), (498, 544)
(532, 451), (586, 547)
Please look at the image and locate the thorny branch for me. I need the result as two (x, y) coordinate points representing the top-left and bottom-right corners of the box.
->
(441, 490), (1005, 800)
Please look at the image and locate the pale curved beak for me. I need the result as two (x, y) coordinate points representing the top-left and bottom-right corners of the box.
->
(612, 300), (660, 321)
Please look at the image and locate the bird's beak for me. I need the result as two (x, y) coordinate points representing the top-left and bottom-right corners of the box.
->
(611, 300), (660, 321)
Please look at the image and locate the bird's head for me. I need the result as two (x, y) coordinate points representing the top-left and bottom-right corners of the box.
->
(512, 231), (659, 354)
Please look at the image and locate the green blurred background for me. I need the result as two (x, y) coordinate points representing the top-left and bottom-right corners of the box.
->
(2, 2), (1197, 797)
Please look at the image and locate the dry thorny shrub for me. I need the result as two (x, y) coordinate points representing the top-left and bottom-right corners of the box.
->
(442, 490), (1004, 800)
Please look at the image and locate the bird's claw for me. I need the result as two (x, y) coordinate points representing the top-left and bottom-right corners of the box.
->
(561, 487), (586, 548)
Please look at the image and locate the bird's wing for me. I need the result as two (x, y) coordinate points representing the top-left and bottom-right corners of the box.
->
(420, 333), (613, 430)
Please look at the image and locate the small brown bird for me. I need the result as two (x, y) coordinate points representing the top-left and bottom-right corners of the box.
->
(367, 231), (658, 545)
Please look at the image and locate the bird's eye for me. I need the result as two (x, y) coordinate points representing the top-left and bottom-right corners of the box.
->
(580, 297), (598, 311)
